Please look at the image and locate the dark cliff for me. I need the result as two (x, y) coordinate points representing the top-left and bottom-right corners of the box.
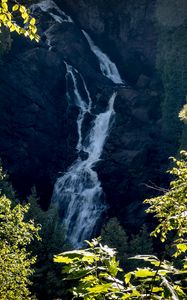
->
(0, 0), (187, 228)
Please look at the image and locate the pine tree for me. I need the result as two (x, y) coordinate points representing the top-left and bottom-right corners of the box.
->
(101, 217), (128, 265)
(27, 188), (70, 299)
(101, 218), (153, 269)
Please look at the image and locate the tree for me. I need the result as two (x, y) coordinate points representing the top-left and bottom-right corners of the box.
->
(0, 0), (39, 41)
(54, 151), (187, 299)
(27, 188), (70, 300)
(0, 195), (40, 299)
(128, 225), (154, 270)
(145, 150), (187, 245)
(129, 225), (153, 255)
(179, 103), (187, 123)
(0, 165), (40, 299)
(101, 218), (128, 265)
(101, 218), (153, 269)
(0, 163), (17, 203)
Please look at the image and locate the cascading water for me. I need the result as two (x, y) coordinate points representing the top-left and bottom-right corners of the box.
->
(36, 2), (124, 246)
(65, 63), (92, 152)
(82, 30), (123, 84)
(52, 63), (116, 247)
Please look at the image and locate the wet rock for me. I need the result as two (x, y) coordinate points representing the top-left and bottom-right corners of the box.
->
(79, 151), (89, 161)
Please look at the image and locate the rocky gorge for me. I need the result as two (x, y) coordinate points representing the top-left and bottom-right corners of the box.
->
(0, 0), (187, 241)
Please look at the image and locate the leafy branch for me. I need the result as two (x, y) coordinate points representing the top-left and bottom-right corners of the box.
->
(0, 0), (39, 41)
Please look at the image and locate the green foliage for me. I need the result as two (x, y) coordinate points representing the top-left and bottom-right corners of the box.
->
(54, 238), (125, 300)
(144, 150), (187, 244)
(0, 162), (69, 299)
(101, 218), (153, 269)
(27, 188), (69, 299)
(101, 218), (128, 264)
(126, 254), (187, 299)
(0, 163), (17, 203)
(0, 195), (40, 299)
(0, 0), (39, 41)
(55, 238), (187, 299)
(55, 151), (187, 299)
(128, 225), (154, 270)
(129, 225), (153, 255)
(27, 187), (66, 256)
(179, 103), (187, 124)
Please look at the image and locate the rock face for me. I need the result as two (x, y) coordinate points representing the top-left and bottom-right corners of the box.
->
(58, 0), (158, 84)
(0, 46), (69, 206)
(0, 0), (186, 229)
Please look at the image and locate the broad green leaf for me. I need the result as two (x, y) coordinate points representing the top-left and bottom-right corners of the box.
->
(176, 243), (187, 253)
(124, 272), (132, 284)
(54, 255), (74, 264)
(12, 4), (19, 11)
(134, 268), (155, 278)
(81, 275), (97, 283)
(30, 18), (36, 25)
(174, 285), (186, 297)
(109, 257), (120, 277)
(82, 255), (96, 263)
(1, 3), (8, 10)
(152, 287), (163, 292)
(19, 6), (25, 13)
(87, 283), (112, 294)
(131, 289), (141, 296)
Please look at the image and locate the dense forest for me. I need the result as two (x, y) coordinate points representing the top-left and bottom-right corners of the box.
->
(0, 0), (187, 299)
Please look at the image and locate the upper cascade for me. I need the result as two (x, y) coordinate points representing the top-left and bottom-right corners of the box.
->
(82, 30), (124, 84)
(30, 0), (73, 23)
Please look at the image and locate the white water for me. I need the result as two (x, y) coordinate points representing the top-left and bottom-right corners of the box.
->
(31, 0), (73, 23)
(65, 63), (92, 151)
(82, 30), (123, 84)
(52, 63), (116, 247)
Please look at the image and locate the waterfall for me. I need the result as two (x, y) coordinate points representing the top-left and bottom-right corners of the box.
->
(31, 0), (73, 23)
(82, 30), (123, 84)
(52, 63), (116, 247)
